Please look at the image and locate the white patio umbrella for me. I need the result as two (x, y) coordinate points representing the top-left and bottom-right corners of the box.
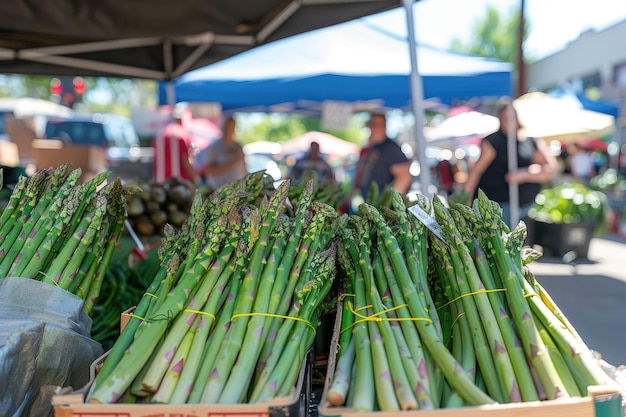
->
(424, 108), (499, 146)
(513, 92), (615, 142)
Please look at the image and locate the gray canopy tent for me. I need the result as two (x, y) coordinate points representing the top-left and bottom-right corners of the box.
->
(0, 0), (405, 80)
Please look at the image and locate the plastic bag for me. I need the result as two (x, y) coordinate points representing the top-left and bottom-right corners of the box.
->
(0, 277), (103, 417)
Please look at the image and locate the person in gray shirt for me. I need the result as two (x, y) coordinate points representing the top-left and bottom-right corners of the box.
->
(197, 116), (248, 189)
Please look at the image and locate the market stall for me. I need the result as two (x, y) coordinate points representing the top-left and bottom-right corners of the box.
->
(1, 164), (625, 417)
(2, 3), (626, 417)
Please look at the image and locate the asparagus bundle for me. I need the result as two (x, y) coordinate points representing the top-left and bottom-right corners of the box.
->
(0, 164), (128, 312)
(288, 170), (347, 209)
(87, 174), (341, 405)
(326, 188), (618, 411)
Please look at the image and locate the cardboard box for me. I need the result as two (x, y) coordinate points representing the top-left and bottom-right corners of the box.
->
(0, 141), (20, 166)
(318, 301), (623, 417)
(6, 114), (37, 163)
(31, 139), (107, 183)
(52, 311), (312, 417)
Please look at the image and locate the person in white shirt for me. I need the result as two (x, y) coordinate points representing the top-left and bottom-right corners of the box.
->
(569, 142), (596, 184)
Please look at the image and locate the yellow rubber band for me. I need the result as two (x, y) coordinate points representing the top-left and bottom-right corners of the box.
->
(39, 272), (62, 288)
(450, 311), (466, 330)
(353, 304), (373, 316)
(231, 312), (316, 336)
(523, 293), (539, 298)
(338, 293), (355, 301)
(121, 312), (145, 321)
(76, 286), (85, 300)
(184, 309), (216, 320)
(437, 288), (507, 310)
(143, 292), (158, 299)
(340, 301), (433, 334)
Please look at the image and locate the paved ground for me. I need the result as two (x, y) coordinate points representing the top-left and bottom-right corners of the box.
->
(528, 233), (626, 367)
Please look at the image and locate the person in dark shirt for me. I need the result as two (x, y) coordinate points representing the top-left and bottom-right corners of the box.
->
(290, 141), (335, 185)
(464, 103), (558, 227)
(356, 113), (412, 196)
(339, 113), (411, 213)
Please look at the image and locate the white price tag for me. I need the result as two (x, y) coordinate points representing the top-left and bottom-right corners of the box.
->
(321, 100), (353, 130)
(407, 204), (448, 245)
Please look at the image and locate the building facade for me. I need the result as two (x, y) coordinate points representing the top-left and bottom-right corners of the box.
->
(527, 19), (626, 113)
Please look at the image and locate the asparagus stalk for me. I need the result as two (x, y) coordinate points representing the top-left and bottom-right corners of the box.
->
(88, 212), (233, 404)
(56, 199), (107, 290)
(187, 254), (245, 403)
(253, 244), (337, 403)
(344, 240), (376, 411)
(363, 247), (419, 409)
(475, 190), (568, 400)
(359, 203), (495, 406)
(168, 257), (239, 403)
(253, 203), (337, 388)
(0, 169), (50, 274)
(140, 212), (243, 393)
(373, 241), (435, 409)
(252, 181), (317, 380)
(533, 315), (581, 397)
(0, 173), (29, 232)
(432, 246), (476, 383)
(151, 319), (197, 403)
(199, 181), (289, 403)
(83, 199), (126, 312)
(429, 236), (505, 403)
(336, 244), (356, 375)
(1, 165), (71, 275)
(217, 217), (291, 403)
(466, 236), (539, 402)
(351, 220), (400, 411)
(326, 333), (356, 406)
(523, 278), (619, 391)
(249, 225), (333, 401)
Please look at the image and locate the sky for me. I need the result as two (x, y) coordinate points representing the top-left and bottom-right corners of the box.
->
(365, 0), (626, 61)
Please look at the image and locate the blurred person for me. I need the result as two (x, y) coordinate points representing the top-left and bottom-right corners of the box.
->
(340, 112), (411, 212)
(569, 142), (596, 184)
(152, 106), (199, 184)
(197, 116), (247, 189)
(463, 103), (558, 227)
(290, 141), (335, 185)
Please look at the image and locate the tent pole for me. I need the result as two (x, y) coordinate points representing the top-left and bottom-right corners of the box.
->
(166, 80), (176, 107)
(507, 98), (520, 227)
(402, 0), (432, 198)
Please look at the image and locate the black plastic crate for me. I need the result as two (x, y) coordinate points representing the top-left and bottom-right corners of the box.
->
(530, 218), (595, 258)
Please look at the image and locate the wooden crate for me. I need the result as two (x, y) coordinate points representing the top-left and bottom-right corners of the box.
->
(53, 308), (313, 417)
(318, 301), (623, 417)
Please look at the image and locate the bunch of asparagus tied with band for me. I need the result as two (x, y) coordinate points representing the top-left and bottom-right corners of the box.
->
(325, 188), (619, 412)
(0, 164), (127, 313)
(88, 172), (341, 405)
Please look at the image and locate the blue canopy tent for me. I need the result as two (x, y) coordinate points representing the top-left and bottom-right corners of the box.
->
(158, 18), (513, 111)
(549, 84), (620, 118)
(549, 84), (622, 170)
(158, 13), (512, 197)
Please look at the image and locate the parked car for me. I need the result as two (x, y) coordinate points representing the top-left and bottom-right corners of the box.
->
(44, 113), (144, 162)
(44, 113), (154, 181)
(0, 110), (10, 142)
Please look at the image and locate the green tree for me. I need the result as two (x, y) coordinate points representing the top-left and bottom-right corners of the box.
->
(450, 4), (532, 64)
(0, 74), (157, 116)
(236, 113), (365, 146)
